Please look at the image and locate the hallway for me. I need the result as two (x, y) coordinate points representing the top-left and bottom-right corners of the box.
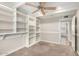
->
(8, 41), (75, 56)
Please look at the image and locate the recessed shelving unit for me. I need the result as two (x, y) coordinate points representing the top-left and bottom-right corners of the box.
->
(16, 11), (27, 33)
(36, 18), (40, 41)
(16, 9), (40, 47)
(28, 16), (36, 45)
(0, 3), (40, 47)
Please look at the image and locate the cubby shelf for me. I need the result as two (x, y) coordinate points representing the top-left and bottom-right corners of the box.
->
(17, 21), (26, 23)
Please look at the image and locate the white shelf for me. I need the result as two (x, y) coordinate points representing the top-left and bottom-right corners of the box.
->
(0, 21), (13, 24)
(16, 21), (26, 24)
(0, 32), (27, 36)
(17, 11), (26, 17)
(0, 3), (40, 47)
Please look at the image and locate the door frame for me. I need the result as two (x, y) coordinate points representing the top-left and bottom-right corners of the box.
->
(75, 16), (77, 52)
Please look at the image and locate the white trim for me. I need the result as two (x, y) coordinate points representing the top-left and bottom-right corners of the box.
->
(77, 51), (79, 55)
(40, 32), (60, 33)
(13, 8), (16, 33)
(41, 40), (67, 46)
(29, 40), (41, 48)
(0, 32), (27, 36)
(59, 19), (61, 44)
(1, 45), (25, 56)
(25, 40), (41, 48)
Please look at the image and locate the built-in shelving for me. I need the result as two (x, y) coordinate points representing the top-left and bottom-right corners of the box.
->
(36, 18), (40, 41)
(0, 4), (40, 48)
(16, 10), (27, 33)
(0, 4), (14, 34)
(28, 16), (36, 45)
(16, 10), (40, 46)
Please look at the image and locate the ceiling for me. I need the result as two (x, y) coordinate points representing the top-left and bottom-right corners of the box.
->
(0, 2), (78, 24)
(17, 2), (79, 16)
(0, 2), (18, 9)
(38, 9), (76, 23)
(45, 2), (79, 15)
(0, 2), (79, 17)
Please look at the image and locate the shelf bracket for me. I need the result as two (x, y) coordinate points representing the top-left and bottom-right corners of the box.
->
(0, 35), (7, 40)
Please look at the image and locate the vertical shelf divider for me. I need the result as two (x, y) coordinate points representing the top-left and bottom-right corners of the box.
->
(13, 8), (17, 33)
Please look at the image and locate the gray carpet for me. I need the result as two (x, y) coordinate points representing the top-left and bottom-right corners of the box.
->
(8, 41), (75, 56)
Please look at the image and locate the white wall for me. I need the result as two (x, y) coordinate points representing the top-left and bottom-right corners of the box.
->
(40, 21), (60, 44)
(0, 34), (26, 56)
(40, 16), (73, 45)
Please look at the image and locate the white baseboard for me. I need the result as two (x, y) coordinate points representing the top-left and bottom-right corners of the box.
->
(1, 40), (75, 56)
(25, 40), (41, 48)
(2, 40), (41, 56)
(1, 40), (69, 56)
(41, 40), (68, 46)
(2, 45), (25, 56)
(77, 51), (79, 55)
